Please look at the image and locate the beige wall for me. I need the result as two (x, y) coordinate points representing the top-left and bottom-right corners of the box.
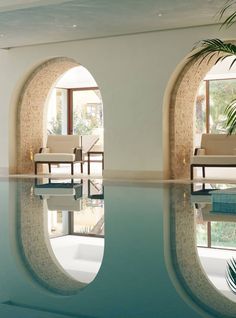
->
(0, 24), (235, 177)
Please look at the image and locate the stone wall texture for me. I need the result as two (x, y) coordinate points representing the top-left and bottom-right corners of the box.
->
(169, 57), (219, 179)
(17, 180), (84, 294)
(17, 57), (78, 174)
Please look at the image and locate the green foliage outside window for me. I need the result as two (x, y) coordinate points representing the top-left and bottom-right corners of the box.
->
(48, 108), (95, 135)
(211, 221), (236, 248)
(209, 80), (236, 133)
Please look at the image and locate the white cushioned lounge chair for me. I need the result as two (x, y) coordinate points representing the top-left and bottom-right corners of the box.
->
(34, 135), (99, 175)
(190, 134), (236, 180)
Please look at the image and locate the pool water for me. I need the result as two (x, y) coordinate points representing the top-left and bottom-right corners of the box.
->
(0, 178), (236, 318)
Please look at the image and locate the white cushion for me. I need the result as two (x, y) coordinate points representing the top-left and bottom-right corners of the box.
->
(201, 134), (236, 155)
(191, 155), (236, 165)
(34, 188), (75, 196)
(46, 135), (81, 153)
(34, 153), (75, 162)
(190, 194), (211, 203)
(47, 196), (82, 211)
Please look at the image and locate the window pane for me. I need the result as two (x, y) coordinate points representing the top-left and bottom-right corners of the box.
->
(195, 207), (208, 247)
(73, 89), (103, 143)
(209, 79), (236, 134)
(194, 81), (206, 147)
(211, 221), (236, 249)
(47, 88), (68, 135)
(73, 198), (104, 236)
(48, 210), (69, 238)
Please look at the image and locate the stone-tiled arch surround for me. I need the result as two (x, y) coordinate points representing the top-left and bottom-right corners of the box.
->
(17, 57), (78, 174)
(168, 55), (220, 179)
(16, 180), (85, 294)
(167, 184), (236, 317)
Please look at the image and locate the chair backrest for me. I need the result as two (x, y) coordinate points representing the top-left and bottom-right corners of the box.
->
(46, 135), (81, 153)
(81, 135), (99, 153)
(201, 134), (236, 155)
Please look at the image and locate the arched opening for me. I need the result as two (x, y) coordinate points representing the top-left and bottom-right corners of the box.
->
(46, 65), (103, 174)
(168, 61), (213, 179)
(16, 58), (103, 174)
(17, 57), (78, 174)
(168, 52), (235, 179)
(193, 57), (236, 179)
(167, 54), (223, 179)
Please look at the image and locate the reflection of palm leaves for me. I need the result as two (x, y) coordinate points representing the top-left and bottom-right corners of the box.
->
(225, 99), (236, 134)
(226, 258), (236, 293)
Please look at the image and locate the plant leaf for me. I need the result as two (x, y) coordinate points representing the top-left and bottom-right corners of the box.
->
(217, 0), (236, 28)
(224, 100), (236, 134)
(189, 39), (236, 66)
(226, 258), (236, 293)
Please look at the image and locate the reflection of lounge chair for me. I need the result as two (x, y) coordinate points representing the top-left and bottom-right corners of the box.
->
(191, 187), (236, 222)
(34, 135), (99, 175)
(34, 182), (83, 211)
(88, 180), (104, 200)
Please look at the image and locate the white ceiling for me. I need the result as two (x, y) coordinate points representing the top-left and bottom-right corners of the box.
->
(0, 0), (230, 49)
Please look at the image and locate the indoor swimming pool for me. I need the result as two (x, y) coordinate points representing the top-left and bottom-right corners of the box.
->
(0, 177), (236, 318)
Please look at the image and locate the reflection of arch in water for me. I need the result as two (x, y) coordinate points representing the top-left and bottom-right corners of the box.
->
(16, 180), (85, 295)
(164, 184), (236, 317)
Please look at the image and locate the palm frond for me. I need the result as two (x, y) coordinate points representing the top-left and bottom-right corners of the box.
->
(226, 258), (236, 292)
(225, 99), (236, 134)
(218, 0), (236, 28)
(189, 39), (236, 66)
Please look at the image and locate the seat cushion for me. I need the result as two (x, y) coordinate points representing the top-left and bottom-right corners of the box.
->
(191, 155), (236, 165)
(34, 187), (76, 196)
(34, 153), (75, 162)
(47, 196), (82, 211)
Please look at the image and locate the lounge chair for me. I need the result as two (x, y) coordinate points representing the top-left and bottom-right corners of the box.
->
(34, 134), (99, 175)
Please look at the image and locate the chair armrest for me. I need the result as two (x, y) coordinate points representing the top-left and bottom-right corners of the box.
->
(194, 148), (205, 156)
(74, 147), (83, 161)
(39, 147), (50, 153)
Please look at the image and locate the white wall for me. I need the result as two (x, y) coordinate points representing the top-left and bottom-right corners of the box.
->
(0, 24), (236, 177)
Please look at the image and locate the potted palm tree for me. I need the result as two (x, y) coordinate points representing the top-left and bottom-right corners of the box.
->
(190, 0), (236, 134)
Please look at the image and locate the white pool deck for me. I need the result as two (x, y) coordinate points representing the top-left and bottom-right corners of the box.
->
(2, 165), (236, 184)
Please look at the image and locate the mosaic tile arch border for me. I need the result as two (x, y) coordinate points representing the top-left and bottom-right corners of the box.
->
(17, 57), (78, 174)
(169, 55), (221, 179)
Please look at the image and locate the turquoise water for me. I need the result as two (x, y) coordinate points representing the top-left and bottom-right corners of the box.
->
(0, 178), (236, 317)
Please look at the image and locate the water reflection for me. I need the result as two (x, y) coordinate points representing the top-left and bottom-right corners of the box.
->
(4, 179), (236, 317)
(17, 178), (104, 293)
(169, 182), (236, 317)
(35, 179), (104, 238)
(192, 183), (236, 302)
